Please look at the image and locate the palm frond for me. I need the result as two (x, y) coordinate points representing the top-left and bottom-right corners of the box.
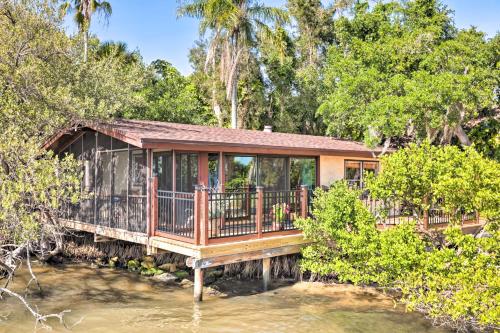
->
(247, 3), (289, 25)
(95, 1), (112, 17)
(177, 0), (208, 19)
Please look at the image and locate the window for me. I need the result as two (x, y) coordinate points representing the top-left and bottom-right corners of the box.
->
(175, 153), (198, 192)
(224, 155), (256, 190)
(258, 156), (287, 191)
(290, 158), (316, 189)
(153, 152), (173, 191)
(344, 160), (379, 188)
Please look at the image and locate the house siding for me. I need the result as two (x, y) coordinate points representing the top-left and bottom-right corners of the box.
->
(319, 155), (379, 187)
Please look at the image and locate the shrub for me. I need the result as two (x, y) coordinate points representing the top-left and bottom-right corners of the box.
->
(366, 141), (500, 223)
(297, 142), (500, 330)
(400, 225), (500, 331)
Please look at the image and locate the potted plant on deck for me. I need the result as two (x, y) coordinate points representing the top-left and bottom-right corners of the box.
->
(271, 202), (290, 231)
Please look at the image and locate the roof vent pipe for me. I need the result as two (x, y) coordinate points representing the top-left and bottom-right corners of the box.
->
(263, 125), (273, 133)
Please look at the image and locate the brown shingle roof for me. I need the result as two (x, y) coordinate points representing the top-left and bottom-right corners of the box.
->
(90, 119), (380, 155)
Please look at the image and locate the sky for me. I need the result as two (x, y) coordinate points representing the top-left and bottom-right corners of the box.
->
(65, 0), (500, 76)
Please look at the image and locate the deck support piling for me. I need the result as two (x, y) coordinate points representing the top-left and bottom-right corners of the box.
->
(194, 268), (204, 302)
(262, 257), (271, 291)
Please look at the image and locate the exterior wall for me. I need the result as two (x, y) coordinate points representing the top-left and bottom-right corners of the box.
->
(319, 155), (379, 187)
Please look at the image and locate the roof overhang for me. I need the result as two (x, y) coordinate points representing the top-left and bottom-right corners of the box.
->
(43, 121), (384, 159)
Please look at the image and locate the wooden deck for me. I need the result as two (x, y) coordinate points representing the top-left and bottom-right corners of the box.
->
(60, 219), (309, 265)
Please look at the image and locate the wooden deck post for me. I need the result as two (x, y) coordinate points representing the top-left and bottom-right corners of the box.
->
(151, 176), (158, 237)
(194, 268), (204, 302)
(256, 186), (264, 238)
(300, 185), (308, 218)
(262, 257), (271, 291)
(194, 185), (202, 245)
(200, 188), (209, 245)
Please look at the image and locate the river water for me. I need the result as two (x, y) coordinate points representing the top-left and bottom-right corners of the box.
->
(0, 264), (449, 333)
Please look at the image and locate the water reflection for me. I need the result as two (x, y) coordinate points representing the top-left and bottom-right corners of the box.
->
(192, 302), (202, 332)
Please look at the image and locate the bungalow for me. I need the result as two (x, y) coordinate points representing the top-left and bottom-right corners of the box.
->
(44, 119), (382, 300)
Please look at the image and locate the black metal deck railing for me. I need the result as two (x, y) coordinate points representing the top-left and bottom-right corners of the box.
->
(156, 190), (195, 239)
(208, 191), (258, 238)
(262, 189), (302, 233)
(61, 182), (479, 246)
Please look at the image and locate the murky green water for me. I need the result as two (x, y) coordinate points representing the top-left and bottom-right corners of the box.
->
(0, 264), (448, 333)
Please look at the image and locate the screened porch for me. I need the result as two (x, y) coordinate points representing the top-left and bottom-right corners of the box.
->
(60, 131), (148, 233)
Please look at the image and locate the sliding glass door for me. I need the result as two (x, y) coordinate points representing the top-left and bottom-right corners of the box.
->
(224, 154), (317, 191)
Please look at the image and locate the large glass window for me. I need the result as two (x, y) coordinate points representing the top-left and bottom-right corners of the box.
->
(176, 153), (198, 192)
(153, 152), (173, 191)
(224, 155), (256, 190)
(345, 160), (379, 188)
(290, 158), (316, 189)
(258, 157), (287, 191)
(363, 161), (379, 179)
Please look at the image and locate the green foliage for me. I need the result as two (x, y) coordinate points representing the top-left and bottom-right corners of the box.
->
(298, 146), (500, 330)
(272, 203), (289, 223)
(401, 226), (500, 330)
(467, 116), (500, 162)
(296, 182), (381, 284)
(123, 60), (215, 125)
(0, 129), (81, 244)
(140, 267), (164, 276)
(127, 259), (140, 271)
(318, 0), (499, 147)
(297, 181), (425, 285)
(0, 0), (143, 245)
(60, 0), (112, 32)
(0, 0), (146, 136)
(178, 0), (288, 128)
(173, 270), (189, 279)
(366, 141), (500, 222)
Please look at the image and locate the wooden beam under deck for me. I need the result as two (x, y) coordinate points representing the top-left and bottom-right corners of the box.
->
(187, 244), (304, 269)
(60, 219), (149, 245)
(60, 219), (310, 261)
(150, 233), (310, 260)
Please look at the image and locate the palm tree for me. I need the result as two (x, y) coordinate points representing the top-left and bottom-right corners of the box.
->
(61, 0), (112, 62)
(178, 0), (287, 129)
(96, 41), (140, 65)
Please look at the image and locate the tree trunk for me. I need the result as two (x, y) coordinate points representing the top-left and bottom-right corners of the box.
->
(231, 80), (237, 129)
(454, 125), (471, 146)
(212, 85), (222, 127)
(83, 29), (88, 62)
